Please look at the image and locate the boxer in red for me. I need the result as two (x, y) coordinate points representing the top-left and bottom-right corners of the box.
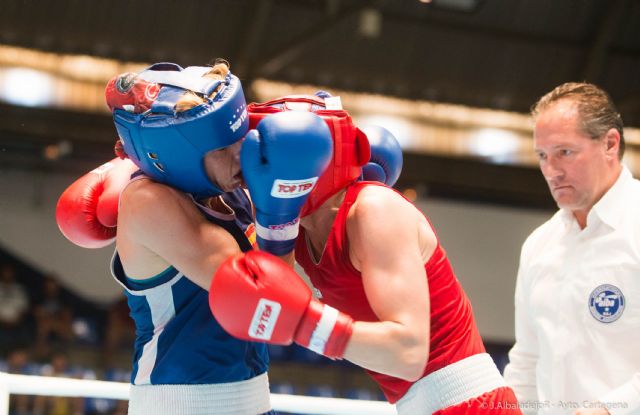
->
(210, 93), (523, 414)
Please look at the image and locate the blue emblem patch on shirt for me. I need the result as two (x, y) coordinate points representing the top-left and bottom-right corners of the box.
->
(588, 284), (625, 323)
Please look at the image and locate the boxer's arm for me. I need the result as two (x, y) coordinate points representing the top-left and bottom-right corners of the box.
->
(345, 185), (431, 381)
(277, 251), (296, 267)
(117, 180), (240, 290)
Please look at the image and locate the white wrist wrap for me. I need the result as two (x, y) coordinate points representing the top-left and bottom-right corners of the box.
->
(308, 304), (339, 355)
(255, 219), (300, 241)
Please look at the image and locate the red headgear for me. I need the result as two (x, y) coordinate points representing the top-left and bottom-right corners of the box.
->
(248, 94), (370, 216)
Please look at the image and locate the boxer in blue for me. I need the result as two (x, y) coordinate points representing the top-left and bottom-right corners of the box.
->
(58, 60), (334, 415)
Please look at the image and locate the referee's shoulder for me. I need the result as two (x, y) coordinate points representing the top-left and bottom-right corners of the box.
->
(521, 211), (563, 256)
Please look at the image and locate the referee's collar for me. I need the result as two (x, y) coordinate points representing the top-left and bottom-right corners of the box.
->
(560, 165), (631, 231)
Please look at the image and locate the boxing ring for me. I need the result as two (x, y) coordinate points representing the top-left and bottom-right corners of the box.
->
(0, 372), (395, 415)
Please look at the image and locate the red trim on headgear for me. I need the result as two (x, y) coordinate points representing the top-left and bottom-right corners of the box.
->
(248, 95), (370, 216)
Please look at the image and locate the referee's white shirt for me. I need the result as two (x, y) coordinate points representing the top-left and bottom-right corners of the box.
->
(504, 166), (640, 415)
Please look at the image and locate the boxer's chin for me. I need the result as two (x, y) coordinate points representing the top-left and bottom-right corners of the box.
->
(235, 172), (246, 188)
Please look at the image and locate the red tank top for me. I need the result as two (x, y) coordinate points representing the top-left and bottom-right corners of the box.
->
(294, 182), (485, 403)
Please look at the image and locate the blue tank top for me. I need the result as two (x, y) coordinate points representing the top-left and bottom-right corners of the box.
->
(111, 187), (268, 385)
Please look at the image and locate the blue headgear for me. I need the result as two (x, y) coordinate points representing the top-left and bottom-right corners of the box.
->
(112, 62), (248, 198)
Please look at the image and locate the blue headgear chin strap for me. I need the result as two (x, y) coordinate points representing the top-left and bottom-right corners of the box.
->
(112, 62), (249, 198)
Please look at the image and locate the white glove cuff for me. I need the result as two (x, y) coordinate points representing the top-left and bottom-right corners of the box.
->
(255, 220), (300, 241)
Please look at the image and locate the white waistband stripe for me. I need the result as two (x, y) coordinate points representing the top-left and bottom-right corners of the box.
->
(128, 372), (271, 415)
(396, 353), (507, 415)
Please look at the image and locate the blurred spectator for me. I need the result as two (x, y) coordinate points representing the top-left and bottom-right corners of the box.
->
(345, 387), (380, 401)
(102, 298), (134, 369)
(81, 367), (127, 415)
(0, 263), (31, 353)
(33, 276), (74, 358)
(99, 368), (130, 415)
(4, 347), (37, 415)
(33, 351), (85, 415)
(305, 384), (337, 398)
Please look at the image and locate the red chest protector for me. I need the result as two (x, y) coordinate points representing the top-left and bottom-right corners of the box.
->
(294, 182), (485, 403)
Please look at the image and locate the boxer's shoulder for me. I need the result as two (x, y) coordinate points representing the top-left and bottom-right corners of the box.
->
(349, 184), (416, 224)
(346, 184), (424, 251)
(120, 178), (190, 215)
(347, 183), (435, 262)
(118, 178), (203, 247)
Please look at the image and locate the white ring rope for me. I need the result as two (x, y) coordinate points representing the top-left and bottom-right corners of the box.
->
(0, 372), (396, 415)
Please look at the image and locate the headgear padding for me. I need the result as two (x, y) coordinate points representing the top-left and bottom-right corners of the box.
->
(111, 62), (248, 198)
(248, 93), (370, 216)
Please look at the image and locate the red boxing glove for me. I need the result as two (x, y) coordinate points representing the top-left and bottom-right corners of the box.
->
(56, 157), (137, 248)
(105, 72), (160, 113)
(209, 251), (354, 359)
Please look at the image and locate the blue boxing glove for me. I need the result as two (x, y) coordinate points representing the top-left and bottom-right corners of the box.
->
(359, 125), (403, 187)
(241, 111), (333, 255)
